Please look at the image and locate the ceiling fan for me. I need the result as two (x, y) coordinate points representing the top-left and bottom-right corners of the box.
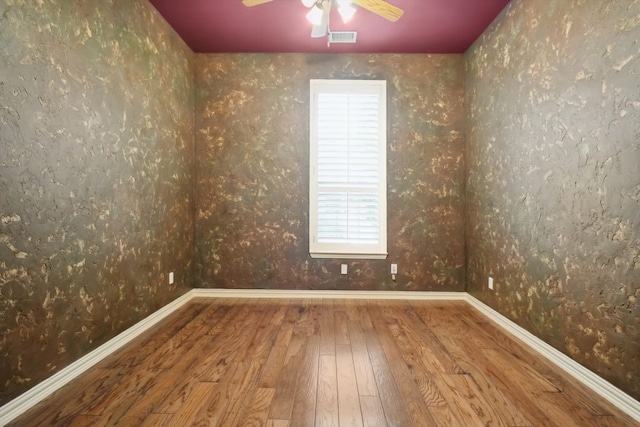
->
(242, 0), (404, 39)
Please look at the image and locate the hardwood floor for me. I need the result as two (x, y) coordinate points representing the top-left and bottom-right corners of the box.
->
(10, 298), (638, 426)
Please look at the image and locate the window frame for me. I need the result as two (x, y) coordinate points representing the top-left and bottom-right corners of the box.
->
(309, 79), (388, 259)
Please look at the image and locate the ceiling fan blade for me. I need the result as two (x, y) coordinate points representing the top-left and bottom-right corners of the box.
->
(242, 0), (274, 6)
(352, 0), (404, 22)
(310, 0), (330, 38)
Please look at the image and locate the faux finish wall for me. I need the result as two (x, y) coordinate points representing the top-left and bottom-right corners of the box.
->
(195, 54), (465, 291)
(465, 0), (640, 399)
(0, 0), (195, 405)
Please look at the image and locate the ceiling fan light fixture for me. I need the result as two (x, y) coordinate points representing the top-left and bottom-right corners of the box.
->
(301, 0), (316, 7)
(306, 4), (324, 25)
(338, 4), (357, 23)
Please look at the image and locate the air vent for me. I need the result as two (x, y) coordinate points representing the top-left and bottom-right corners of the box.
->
(328, 31), (358, 43)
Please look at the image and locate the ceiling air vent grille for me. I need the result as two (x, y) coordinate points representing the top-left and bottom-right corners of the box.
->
(328, 31), (358, 43)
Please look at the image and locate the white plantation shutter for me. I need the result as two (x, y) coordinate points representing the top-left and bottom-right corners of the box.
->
(310, 80), (387, 259)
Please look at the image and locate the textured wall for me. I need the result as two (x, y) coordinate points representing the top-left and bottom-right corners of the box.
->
(196, 54), (465, 291)
(465, 0), (640, 399)
(0, 0), (195, 405)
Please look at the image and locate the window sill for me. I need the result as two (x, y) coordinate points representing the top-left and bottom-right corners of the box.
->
(309, 252), (388, 260)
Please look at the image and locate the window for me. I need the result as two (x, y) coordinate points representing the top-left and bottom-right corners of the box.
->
(309, 79), (387, 259)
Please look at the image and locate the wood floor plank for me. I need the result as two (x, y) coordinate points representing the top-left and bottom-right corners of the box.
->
(204, 299), (269, 366)
(320, 299), (336, 356)
(82, 370), (157, 424)
(359, 395), (386, 427)
(347, 319), (378, 397)
(304, 300), (323, 336)
(268, 332), (307, 419)
(429, 406), (464, 427)
(219, 318), (285, 426)
(163, 382), (214, 427)
(154, 302), (233, 370)
(436, 330), (559, 425)
(367, 304), (441, 426)
(8, 365), (129, 426)
(211, 359), (267, 427)
(430, 304), (560, 393)
(344, 299), (364, 321)
(315, 354), (339, 427)
(335, 310), (351, 345)
(114, 309), (243, 422)
(266, 420), (290, 427)
(421, 317), (532, 425)
(267, 300), (289, 326)
(429, 310), (606, 426)
(11, 299), (638, 427)
(153, 301), (266, 414)
(258, 344), (289, 388)
(459, 305), (622, 417)
(482, 346), (562, 393)
(397, 344), (448, 407)
(273, 303), (298, 348)
(293, 299), (313, 333)
(139, 413), (173, 427)
(238, 387), (275, 427)
(203, 311), (281, 426)
(290, 335), (320, 427)
(101, 301), (212, 370)
(357, 303), (375, 331)
(222, 320), (284, 425)
(66, 415), (101, 427)
(362, 327), (413, 426)
(387, 301), (465, 375)
(334, 298), (349, 311)
(445, 347), (531, 424)
(392, 335), (501, 427)
(419, 304), (554, 425)
(562, 386), (619, 417)
(336, 344), (364, 427)
(218, 302), (277, 368)
(77, 303), (231, 423)
(190, 362), (248, 425)
(170, 305), (263, 386)
(441, 373), (509, 427)
(373, 307), (448, 407)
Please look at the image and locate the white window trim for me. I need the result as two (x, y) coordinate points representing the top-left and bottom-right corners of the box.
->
(309, 79), (387, 259)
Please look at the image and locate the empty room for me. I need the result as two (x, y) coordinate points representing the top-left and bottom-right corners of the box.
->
(1, 0), (639, 425)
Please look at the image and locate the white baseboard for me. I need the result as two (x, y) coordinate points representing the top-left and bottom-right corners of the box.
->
(465, 294), (640, 423)
(190, 288), (467, 300)
(1, 289), (638, 425)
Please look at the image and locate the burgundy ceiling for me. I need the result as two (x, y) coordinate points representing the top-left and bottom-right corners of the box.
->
(148, 0), (512, 54)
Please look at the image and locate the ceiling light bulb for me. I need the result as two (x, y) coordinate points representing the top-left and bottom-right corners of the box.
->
(338, 4), (356, 23)
(306, 5), (324, 26)
(301, 0), (316, 7)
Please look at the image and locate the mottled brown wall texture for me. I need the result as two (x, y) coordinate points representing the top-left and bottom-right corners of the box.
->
(466, 0), (639, 400)
(195, 54), (466, 292)
(0, 0), (195, 404)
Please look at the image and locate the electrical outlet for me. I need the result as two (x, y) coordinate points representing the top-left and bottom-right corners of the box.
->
(169, 272), (174, 285)
(391, 263), (398, 274)
(488, 276), (494, 290)
(341, 264), (348, 275)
